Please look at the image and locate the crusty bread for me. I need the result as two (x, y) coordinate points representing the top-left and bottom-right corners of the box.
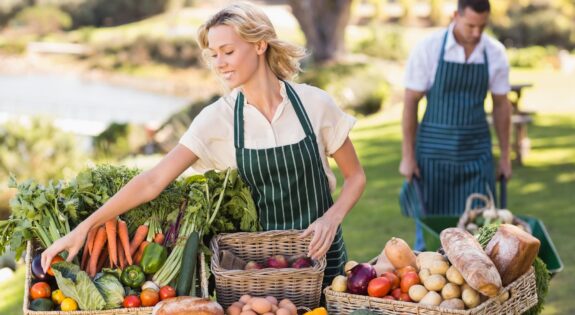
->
(485, 224), (540, 286)
(152, 297), (224, 315)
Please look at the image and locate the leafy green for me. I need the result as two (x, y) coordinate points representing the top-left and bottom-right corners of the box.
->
(52, 262), (106, 311)
(524, 257), (551, 315)
(94, 273), (125, 309)
(153, 168), (260, 286)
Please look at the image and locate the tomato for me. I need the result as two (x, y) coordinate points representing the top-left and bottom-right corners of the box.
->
(400, 271), (420, 293)
(123, 295), (141, 308)
(367, 277), (392, 298)
(159, 285), (176, 300)
(140, 289), (160, 307)
(60, 298), (78, 311)
(30, 282), (51, 300)
(396, 265), (417, 278)
(51, 289), (65, 305)
(391, 288), (402, 299)
(398, 293), (412, 302)
(383, 295), (396, 300)
(381, 271), (400, 289)
(47, 256), (64, 276)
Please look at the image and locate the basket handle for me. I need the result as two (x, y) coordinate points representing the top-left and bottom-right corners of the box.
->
(412, 176), (428, 217)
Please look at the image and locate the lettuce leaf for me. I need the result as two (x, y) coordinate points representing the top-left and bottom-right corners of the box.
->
(52, 262), (106, 310)
(94, 273), (125, 309)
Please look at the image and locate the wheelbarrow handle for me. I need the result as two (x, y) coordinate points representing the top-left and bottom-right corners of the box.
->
(499, 176), (507, 209)
(413, 176), (428, 217)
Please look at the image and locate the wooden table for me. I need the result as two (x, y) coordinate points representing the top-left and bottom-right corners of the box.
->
(509, 83), (534, 165)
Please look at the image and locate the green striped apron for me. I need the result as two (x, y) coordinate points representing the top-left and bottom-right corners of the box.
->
(234, 82), (347, 286)
(400, 30), (496, 218)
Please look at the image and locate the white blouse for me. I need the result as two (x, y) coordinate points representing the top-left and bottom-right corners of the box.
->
(179, 81), (356, 192)
(405, 23), (511, 95)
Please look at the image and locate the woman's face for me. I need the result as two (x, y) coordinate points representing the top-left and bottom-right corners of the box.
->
(207, 24), (263, 89)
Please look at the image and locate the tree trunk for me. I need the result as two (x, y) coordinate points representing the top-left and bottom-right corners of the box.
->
(288, 0), (353, 64)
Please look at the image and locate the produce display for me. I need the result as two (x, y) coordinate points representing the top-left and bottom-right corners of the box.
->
(3, 165), (260, 312)
(458, 194), (530, 235)
(225, 295), (299, 315)
(328, 228), (540, 313)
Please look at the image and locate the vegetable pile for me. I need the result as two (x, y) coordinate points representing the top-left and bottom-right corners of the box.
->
(4, 165), (260, 312)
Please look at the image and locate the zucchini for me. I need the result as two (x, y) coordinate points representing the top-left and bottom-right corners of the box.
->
(176, 231), (199, 296)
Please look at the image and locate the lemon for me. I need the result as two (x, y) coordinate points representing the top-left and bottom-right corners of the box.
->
(51, 289), (65, 305)
(60, 298), (78, 311)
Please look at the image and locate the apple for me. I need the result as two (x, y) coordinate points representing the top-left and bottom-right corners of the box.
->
(291, 256), (312, 268)
(244, 261), (264, 270)
(267, 255), (289, 268)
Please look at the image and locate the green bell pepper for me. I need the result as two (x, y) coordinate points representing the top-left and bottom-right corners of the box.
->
(120, 265), (145, 289)
(140, 243), (168, 275)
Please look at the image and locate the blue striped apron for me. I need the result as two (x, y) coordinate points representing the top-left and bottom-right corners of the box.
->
(400, 30), (496, 222)
(234, 82), (347, 286)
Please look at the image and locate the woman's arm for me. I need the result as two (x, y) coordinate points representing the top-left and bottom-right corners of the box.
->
(41, 144), (198, 270)
(301, 137), (366, 260)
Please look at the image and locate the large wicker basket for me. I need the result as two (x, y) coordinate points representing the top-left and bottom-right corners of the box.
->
(324, 266), (538, 315)
(23, 241), (209, 315)
(210, 230), (326, 309)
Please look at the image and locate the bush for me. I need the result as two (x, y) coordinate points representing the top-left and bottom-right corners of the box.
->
(0, 0), (27, 27)
(507, 46), (558, 69)
(9, 5), (72, 35)
(491, 3), (575, 49)
(92, 35), (201, 70)
(299, 63), (391, 116)
(92, 123), (149, 160)
(352, 26), (407, 61)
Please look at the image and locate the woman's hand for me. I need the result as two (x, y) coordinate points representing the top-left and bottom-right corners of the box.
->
(41, 226), (87, 272)
(399, 156), (420, 181)
(299, 213), (341, 260)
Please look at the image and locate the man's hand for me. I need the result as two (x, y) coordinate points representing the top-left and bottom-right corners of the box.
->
(498, 157), (512, 180)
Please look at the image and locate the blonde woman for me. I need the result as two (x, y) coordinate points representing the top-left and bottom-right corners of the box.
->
(42, 2), (365, 285)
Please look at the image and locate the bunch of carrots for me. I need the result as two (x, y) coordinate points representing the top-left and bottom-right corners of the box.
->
(81, 218), (164, 277)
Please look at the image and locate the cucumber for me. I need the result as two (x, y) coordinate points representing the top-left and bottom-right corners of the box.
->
(176, 231), (199, 296)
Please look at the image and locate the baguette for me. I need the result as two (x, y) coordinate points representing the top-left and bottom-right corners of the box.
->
(440, 228), (502, 297)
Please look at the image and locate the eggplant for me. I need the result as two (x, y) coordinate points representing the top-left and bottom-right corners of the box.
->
(31, 255), (50, 281)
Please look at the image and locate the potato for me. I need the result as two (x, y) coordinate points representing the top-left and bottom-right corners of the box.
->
(240, 295), (252, 304)
(441, 283), (461, 300)
(423, 274), (447, 292)
(250, 297), (272, 314)
(439, 298), (465, 310)
(428, 260), (449, 275)
(416, 252), (446, 270)
(408, 284), (428, 302)
(497, 290), (510, 303)
(227, 304), (242, 315)
(419, 268), (431, 283)
(331, 275), (347, 292)
(446, 266), (465, 285)
(462, 287), (481, 308)
(419, 291), (442, 306)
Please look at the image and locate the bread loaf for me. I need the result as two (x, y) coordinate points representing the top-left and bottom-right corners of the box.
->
(484, 224), (540, 285)
(440, 228), (502, 297)
(152, 297), (224, 315)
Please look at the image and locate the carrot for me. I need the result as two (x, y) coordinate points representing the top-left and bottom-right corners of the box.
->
(129, 224), (149, 256)
(117, 220), (133, 265)
(153, 232), (165, 245)
(88, 226), (107, 277)
(134, 241), (150, 265)
(96, 247), (109, 276)
(86, 227), (98, 255)
(105, 219), (118, 268)
(117, 235), (126, 269)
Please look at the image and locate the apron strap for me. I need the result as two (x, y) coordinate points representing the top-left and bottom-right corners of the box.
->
(234, 81), (315, 149)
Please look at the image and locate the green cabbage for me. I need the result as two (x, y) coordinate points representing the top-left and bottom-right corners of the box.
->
(52, 262), (106, 311)
(94, 273), (125, 309)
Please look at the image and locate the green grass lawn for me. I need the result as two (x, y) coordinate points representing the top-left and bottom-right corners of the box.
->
(2, 113), (573, 315)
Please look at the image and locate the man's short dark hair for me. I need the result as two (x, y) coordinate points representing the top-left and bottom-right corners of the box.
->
(458, 0), (490, 13)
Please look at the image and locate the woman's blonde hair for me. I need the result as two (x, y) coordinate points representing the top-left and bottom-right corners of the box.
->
(197, 1), (306, 80)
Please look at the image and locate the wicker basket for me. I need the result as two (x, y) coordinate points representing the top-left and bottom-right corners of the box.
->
(23, 241), (209, 315)
(210, 230), (326, 309)
(457, 193), (531, 234)
(325, 266), (538, 315)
